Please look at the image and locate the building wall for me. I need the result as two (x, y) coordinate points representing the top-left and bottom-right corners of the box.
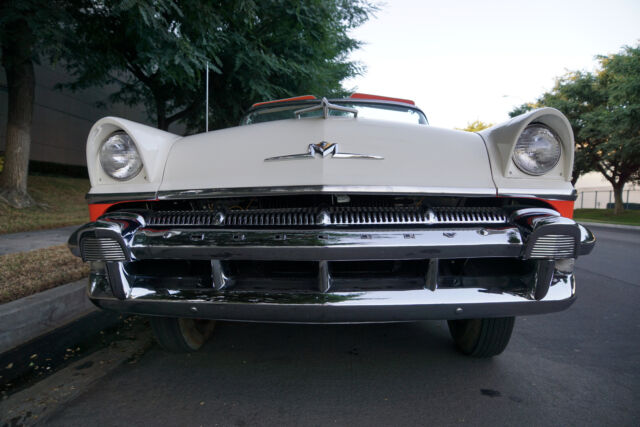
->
(0, 63), (182, 166)
(575, 171), (640, 209)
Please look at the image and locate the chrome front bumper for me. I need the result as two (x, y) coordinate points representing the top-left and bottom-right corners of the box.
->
(69, 209), (595, 323)
(88, 272), (577, 323)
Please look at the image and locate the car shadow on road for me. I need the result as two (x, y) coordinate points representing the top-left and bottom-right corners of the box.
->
(47, 320), (510, 426)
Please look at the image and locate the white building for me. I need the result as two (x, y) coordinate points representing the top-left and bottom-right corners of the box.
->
(575, 172), (640, 209)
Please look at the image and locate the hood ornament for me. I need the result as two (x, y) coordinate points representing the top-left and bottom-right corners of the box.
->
(294, 97), (358, 119)
(265, 141), (383, 162)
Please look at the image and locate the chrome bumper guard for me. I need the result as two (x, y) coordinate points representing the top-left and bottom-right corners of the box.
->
(68, 209), (595, 322)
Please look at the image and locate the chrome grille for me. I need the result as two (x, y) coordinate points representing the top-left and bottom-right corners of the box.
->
(227, 208), (317, 226)
(432, 208), (506, 224)
(330, 207), (431, 225)
(529, 235), (576, 259)
(148, 207), (507, 227)
(80, 237), (126, 261)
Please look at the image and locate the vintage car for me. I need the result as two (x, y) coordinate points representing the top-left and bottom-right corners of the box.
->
(68, 93), (595, 357)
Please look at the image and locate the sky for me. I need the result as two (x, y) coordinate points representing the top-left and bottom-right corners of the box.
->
(344, 0), (640, 129)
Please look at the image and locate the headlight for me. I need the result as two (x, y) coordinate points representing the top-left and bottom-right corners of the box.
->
(99, 132), (143, 180)
(512, 124), (562, 175)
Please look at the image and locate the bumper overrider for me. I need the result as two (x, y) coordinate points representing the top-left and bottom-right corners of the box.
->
(68, 208), (595, 323)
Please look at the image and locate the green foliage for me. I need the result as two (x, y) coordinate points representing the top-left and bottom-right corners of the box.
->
(58, 0), (223, 130)
(0, 0), (73, 64)
(456, 120), (494, 132)
(509, 44), (640, 199)
(58, 0), (376, 131)
(193, 0), (376, 131)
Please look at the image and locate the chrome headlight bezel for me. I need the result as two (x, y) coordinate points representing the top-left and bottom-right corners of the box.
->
(512, 124), (562, 176)
(99, 131), (143, 181)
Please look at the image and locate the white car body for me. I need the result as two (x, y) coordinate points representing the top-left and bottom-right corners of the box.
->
(69, 94), (595, 356)
(85, 105), (574, 200)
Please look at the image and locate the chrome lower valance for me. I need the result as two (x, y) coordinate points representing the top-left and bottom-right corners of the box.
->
(88, 271), (577, 323)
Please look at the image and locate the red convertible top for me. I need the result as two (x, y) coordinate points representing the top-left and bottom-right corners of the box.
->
(251, 93), (416, 108)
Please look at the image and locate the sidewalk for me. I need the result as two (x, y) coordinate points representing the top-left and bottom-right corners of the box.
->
(0, 225), (81, 255)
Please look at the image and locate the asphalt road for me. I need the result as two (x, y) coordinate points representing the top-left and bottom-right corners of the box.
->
(46, 225), (640, 426)
(0, 225), (81, 255)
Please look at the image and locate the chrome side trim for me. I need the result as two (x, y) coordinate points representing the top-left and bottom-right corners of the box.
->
(157, 185), (499, 200)
(88, 273), (576, 323)
(86, 192), (157, 204)
(86, 188), (576, 204)
(497, 188), (578, 201)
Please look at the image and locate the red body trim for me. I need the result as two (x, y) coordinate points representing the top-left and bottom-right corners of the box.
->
(89, 203), (115, 221)
(350, 93), (415, 106)
(89, 198), (574, 222)
(252, 95), (316, 108)
(539, 199), (574, 219)
(89, 199), (156, 221)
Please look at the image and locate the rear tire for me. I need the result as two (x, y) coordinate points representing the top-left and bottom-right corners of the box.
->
(447, 317), (515, 358)
(150, 317), (216, 353)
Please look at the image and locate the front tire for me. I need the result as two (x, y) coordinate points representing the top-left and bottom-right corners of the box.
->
(150, 317), (216, 353)
(447, 317), (515, 358)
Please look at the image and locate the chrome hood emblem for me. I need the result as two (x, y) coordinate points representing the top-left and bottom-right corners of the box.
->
(265, 141), (383, 162)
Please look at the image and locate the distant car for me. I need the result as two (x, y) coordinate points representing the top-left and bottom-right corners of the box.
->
(69, 93), (595, 356)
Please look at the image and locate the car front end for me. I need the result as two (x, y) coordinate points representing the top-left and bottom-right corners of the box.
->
(68, 94), (595, 355)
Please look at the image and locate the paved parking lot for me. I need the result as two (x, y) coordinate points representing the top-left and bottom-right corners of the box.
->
(40, 225), (640, 425)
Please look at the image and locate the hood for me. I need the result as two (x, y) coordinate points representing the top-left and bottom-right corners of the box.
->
(159, 117), (497, 196)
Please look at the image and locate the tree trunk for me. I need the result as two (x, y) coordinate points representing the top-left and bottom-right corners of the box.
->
(0, 22), (36, 208)
(612, 183), (625, 215)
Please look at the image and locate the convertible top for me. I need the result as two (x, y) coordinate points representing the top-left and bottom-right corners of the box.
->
(251, 93), (416, 109)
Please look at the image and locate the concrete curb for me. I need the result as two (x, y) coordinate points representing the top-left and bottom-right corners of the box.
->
(578, 221), (640, 231)
(0, 279), (94, 353)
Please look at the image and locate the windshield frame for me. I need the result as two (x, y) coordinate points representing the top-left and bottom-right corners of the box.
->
(241, 98), (429, 126)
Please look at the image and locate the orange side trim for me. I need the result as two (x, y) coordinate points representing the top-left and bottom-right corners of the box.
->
(252, 95), (317, 108)
(350, 93), (415, 106)
(89, 203), (115, 221)
(538, 199), (574, 219)
(88, 199), (156, 221)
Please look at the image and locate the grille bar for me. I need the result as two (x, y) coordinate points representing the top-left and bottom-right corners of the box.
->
(80, 237), (126, 261)
(147, 207), (507, 227)
(529, 234), (576, 259)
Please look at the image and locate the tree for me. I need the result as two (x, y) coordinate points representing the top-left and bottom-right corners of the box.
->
(510, 44), (640, 214)
(61, 0), (376, 132)
(0, 0), (73, 208)
(456, 120), (493, 133)
(60, 0), (222, 131)
(187, 0), (375, 131)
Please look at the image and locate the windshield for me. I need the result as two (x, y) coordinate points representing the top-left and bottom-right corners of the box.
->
(242, 102), (428, 125)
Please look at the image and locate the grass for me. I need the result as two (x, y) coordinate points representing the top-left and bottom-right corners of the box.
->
(0, 175), (90, 234)
(573, 209), (640, 226)
(0, 245), (89, 304)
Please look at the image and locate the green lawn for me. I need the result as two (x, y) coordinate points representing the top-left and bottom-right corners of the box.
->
(0, 244), (89, 303)
(573, 209), (640, 226)
(0, 175), (90, 234)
